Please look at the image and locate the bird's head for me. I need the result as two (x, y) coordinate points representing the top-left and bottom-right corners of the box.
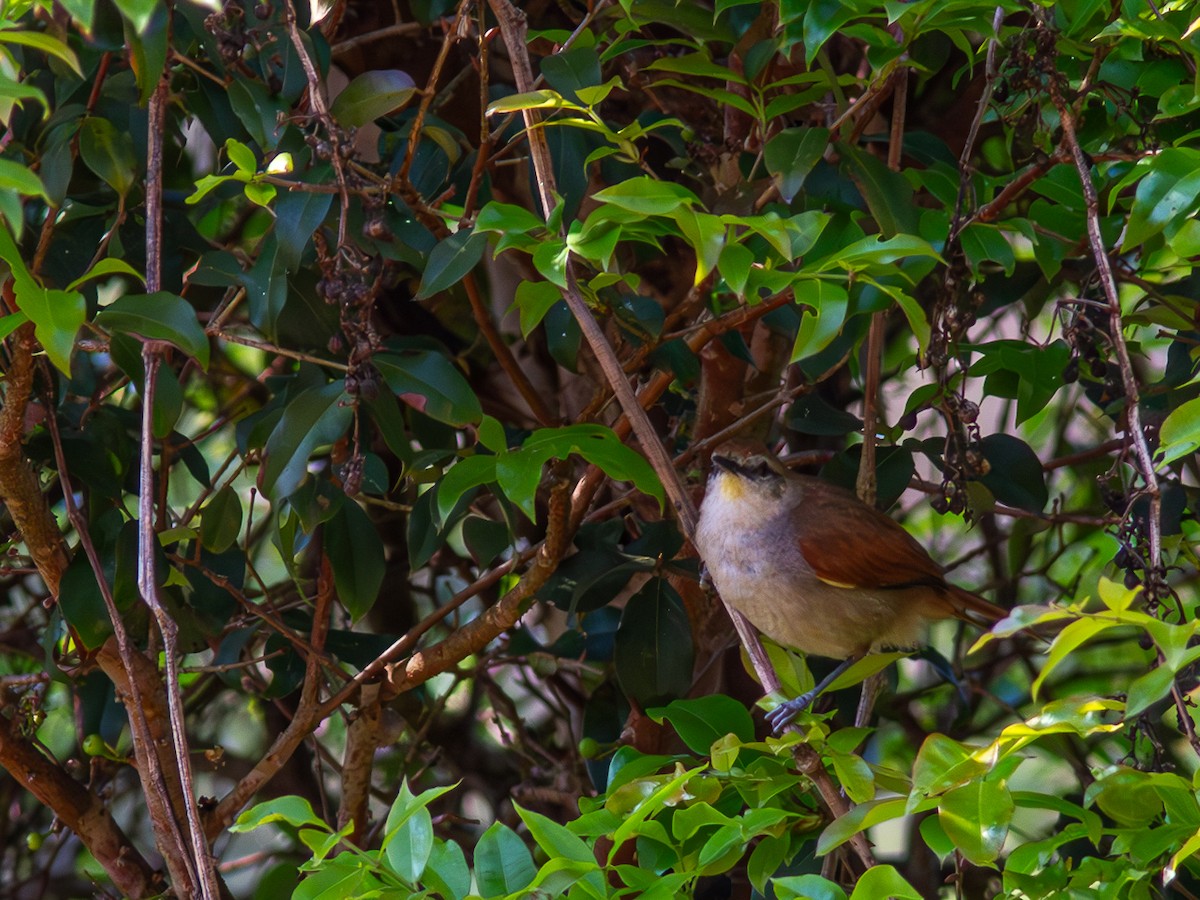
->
(708, 440), (789, 502)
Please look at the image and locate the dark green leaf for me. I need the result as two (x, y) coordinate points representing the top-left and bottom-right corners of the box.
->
(646, 694), (755, 755)
(325, 501), (386, 621)
(415, 229), (485, 300)
(260, 383), (353, 501)
(978, 433), (1048, 512)
(79, 117), (137, 197)
(764, 127), (829, 202)
(374, 350), (482, 426)
(614, 579), (694, 709)
(95, 292), (211, 369)
(199, 486), (244, 556)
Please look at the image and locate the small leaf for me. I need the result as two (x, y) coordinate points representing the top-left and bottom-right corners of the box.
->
(325, 502), (385, 621)
(415, 229), (485, 299)
(474, 822), (536, 897)
(374, 350), (482, 426)
(938, 779), (1013, 866)
(94, 292), (210, 368)
(79, 117), (137, 197)
(614, 579), (694, 709)
(765, 127), (829, 202)
(225, 137), (257, 174)
(200, 486), (243, 554)
(331, 69), (418, 126)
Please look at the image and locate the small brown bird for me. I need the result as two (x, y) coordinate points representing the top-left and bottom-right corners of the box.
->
(694, 440), (1006, 728)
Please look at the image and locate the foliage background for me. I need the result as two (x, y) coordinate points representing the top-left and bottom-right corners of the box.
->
(0, 0), (1198, 897)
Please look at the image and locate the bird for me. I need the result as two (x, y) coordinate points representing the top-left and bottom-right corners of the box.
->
(693, 439), (1006, 729)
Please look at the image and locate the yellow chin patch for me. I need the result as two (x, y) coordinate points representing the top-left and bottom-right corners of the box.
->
(716, 473), (745, 500)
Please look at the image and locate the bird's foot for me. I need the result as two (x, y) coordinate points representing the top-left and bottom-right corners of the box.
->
(766, 690), (817, 732)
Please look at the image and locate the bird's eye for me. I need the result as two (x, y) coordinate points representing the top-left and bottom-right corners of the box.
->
(748, 459), (772, 480)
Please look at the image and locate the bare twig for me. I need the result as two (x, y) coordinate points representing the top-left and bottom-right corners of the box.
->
(142, 75), (221, 900)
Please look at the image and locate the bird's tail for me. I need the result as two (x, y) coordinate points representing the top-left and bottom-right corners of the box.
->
(946, 584), (1008, 626)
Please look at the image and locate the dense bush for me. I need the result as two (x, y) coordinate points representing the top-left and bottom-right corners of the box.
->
(0, 0), (1197, 897)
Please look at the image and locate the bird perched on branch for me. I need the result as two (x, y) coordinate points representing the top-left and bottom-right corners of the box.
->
(694, 439), (1006, 729)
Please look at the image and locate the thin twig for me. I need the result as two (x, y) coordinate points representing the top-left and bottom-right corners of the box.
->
(142, 75), (221, 900)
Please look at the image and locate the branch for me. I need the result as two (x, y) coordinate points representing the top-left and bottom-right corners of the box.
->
(0, 691), (156, 898)
(141, 74), (220, 899)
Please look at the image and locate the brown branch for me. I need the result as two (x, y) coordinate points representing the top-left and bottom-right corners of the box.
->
(142, 73), (220, 899)
(379, 471), (572, 698)
(337, 682), (382, 845)
(0, 700), (157, 898)
(45, 410), (196, 891)
(398, 0), (472, 183)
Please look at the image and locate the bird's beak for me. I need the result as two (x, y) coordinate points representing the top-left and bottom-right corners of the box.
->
(711, 454), (736, 473)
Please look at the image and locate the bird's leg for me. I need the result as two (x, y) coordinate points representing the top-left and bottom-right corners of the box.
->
(767, 653), (864, 731)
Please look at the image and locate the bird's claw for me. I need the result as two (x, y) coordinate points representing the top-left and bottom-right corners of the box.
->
(767, 690), (817, 732)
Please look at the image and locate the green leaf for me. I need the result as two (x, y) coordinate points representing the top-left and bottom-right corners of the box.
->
(773, 874), (848, 900)
(592, 177), (700, 215)
(541, 46), (602, 104)
(978, 433), (1048, 512)
(330, 69), (418, 127)
(20, 286), (85, 374)
(846, 865), (923, 900)
(841, 144), (918, 237)
(791, 280), (849, 361)
(497, 425), (663, 519)
(274, 187), (334, 273)
(0, 29), (83, 76)
(938, 779), (1013, 866)
(200, 486), (243, 554)
(474, 822), (536, 897)
(79, 117), (137, 198)
(513, 280), (562, 337)
(260, 383), (353, 501)
(65, 258), (145, 292)
(325, 502), (385, 621)
(911, 734), (993, 808)
(151, 365), (182, 438)
(764, 127), (829, 203)
(423, 840), (471, 900)
(0, 159), (49, 204)
(374, 350), (482, 426)
(112, 0), (158, 33)
(515, 804), (596, 867)
(614, 579), (694, 709)
(487, 89), (580, 114)
(647, 694), (755, 755)
(231, 796), (328, 832)
(816, 796), (913, 856)
(94, 292), (211, 368)
(415, 229), (485, 300)
(1122, 148), (1200, 250)
(1159, 396), (1200, 465)
(225, 138), (257, 174)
